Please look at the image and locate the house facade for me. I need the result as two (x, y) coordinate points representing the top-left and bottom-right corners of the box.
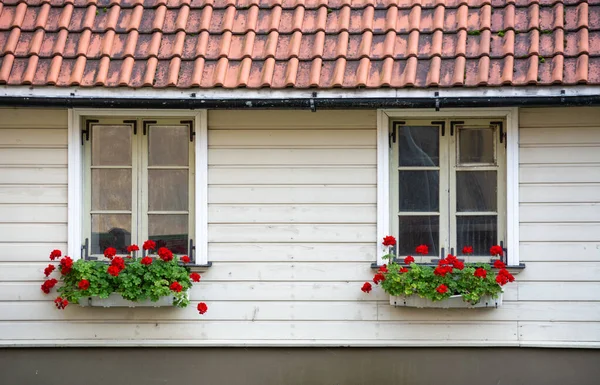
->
(1, 0), (600, 384)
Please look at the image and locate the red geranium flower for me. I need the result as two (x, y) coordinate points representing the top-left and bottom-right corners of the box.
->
(404, 255), (415, 264)
(490, 245), (504, 256)
(78, 279), (90, 290)
(493, 260), (506, 269)
(462, 246), (473, 255)
(474, 267), (487, 278)
(40, 278), (58, 294)
(140, 256), (153, 265)
(143, 240), (156, 251)
(169, 281), (183, 293)
(157, 247), (173, 262)
(496, 268), (515, 286)
(434, 265), (452, 276)
(373, 273), (385, 285)
(197, 302), (208, 314)
(415, 244), (429, 255)
(107, 265), (121, 277)
(378, 264), (388, 273)
(436, 284), (448, 294)
(382, 235), (396, 246)
(44, 264), (55, 277)
(104, 247), (117, 260)
(181, 255), (191, 264)
(111, 256), (126, 271)
(361, 282), (372, 293)
(126, 244), (139, 253)
(49, 249), (61, 260)
(54, 297), (68, 310)
(452, 260), (465, 270)
(59, 256), (73, 275)
(445, 254), (457, 264)
(399, 267), (409, 273)
(190, 272), (201, 282)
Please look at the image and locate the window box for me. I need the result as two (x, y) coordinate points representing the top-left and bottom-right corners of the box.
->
(389, 293), (503, 309)
(78, 293), (176, 308)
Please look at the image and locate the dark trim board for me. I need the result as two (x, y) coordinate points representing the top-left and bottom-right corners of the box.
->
(1, 347), (599, 385)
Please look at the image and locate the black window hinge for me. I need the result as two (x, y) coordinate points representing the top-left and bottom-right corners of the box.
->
(431, 121), (445, 136)
(142, 120), (157, 135)
(123, 120), (137, 135)
(181, 120), (195, 142)
(389, 121), (405, 148)
(450, 121), (464, 136)
(82, 119), (98, 145)
(491, 121), (505, 146)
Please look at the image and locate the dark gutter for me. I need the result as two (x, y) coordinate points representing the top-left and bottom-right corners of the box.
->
(2, 95), (600, 109)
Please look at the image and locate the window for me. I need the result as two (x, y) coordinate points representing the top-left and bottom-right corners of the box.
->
(67, 110), (208, 265)
(377, 109), (519, 266)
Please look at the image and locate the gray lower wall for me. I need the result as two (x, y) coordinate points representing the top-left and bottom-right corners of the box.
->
(1, 347), (599, 385)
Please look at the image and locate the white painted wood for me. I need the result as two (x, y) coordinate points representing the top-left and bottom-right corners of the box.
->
(0, 243), (67, 262)
(0, 129), (67, 146)
(519, 242), (600, 262)
(208, 224), (376, 243)
(0, 224), (66, 242)
(208, 243), (376, 262)
(67, 109), (82, 259)
(520, 165), (600, 183)
(511, 262), (600, 282)
(0, 186), (67, 204)
(520, 203), (600, 223)
(520, 184), (600, 203)
(376, 110), (390, 265)
(0, 108), (68, 128)
(0, 148), (66, 165)
(209, 149), (376, 165)
(518, 282), (600, 301)
(208, 166), (376, 185)
(196, 110), (209, 265)
(520, 127), (600, 145)
(208, 204), (376, 224)
(0, 168), (67, 184)
(519, 322), (600, 342)
(520, 146), (600, 164)
(520, 107), (600, 127)
(208, 110), (377, 130)
(208, 186), (376, 204)
(521, 223), (600, 242)
(0, 205), (66, 223)
(209, 130), (376, 147)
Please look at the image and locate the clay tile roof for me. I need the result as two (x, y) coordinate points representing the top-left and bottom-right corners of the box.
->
(1, 0), (599, 88)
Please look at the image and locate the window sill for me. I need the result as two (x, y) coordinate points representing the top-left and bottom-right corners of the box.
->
(370, 262), (526, 275)
(187, 261), (212, 272)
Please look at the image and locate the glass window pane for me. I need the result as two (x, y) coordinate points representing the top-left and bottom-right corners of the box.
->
(149, 125), (189, 166)
(91, 169), (132, 211)
(91, 214), (131, 255)
(459, 127), (495, 164)
(148, 214), (188, 254)
(397, 216), (439, 256)
(399, 171), (439, 212)
(457, 215), (497, 256)
(91, 125), (132, 166)
(456, 171), (497, 212)
(398, 125), (439, 167)
(148, 170), (189, 211)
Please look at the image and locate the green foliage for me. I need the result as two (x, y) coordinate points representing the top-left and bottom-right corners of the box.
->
(56, 258), (193, 308)
(467, 30), (481, 36)
(497, 30), (505, 37)
(378, 254), (504, 305)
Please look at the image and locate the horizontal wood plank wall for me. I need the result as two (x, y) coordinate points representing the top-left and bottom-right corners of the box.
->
(519, 107), (600, 346)
(0, 108), (598, 348)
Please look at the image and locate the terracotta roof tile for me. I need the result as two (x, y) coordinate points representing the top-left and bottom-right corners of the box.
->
(1, 0), (599, 88)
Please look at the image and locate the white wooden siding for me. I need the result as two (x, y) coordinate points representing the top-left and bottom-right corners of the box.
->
(0, 107), (598, 348)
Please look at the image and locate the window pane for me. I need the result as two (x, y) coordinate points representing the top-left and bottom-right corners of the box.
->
(399, 171), (439, 212)
(148, 214), (188, 254)
(456, 171), (497, 212)
(91, 169), (132, 211)
(398, 125), (439, 167)
(149, 125), (189, 166)
(148, 170), (189, 211)
(91, 214), (131, 255)
(457, 215), (497, 255)
(91, 125), (132, 166)
(397, 216), (439, 256)
(458, 127), (495, 164)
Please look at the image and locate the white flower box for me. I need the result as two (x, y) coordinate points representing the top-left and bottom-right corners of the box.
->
(389, 293), (503, 309)
(78, 293), (175, 308)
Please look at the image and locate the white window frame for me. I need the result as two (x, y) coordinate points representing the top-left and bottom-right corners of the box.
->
(377, 108), (519, 266)
(67, 109), (208, 265)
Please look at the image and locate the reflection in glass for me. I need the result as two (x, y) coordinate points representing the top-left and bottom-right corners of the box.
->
(148, 170), (189, 211)
(399, 171), (439, 212)
(149, 214), (188, 254)
(91, 125), (132, 166)
(91, 169), (132, 211)
(91, 214), (131, 255)
(456, 171), (497, 212)
(149, 125), (189, 166)
(457, 215), (497, 255)
(397, 216), (439, 256)
(398, 126), (439, 167)
(459, 127), (495, 164)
